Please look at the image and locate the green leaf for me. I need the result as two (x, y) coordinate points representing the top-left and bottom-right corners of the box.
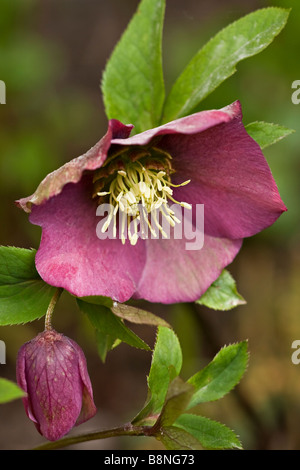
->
(155, 377), (194, 428)
(111, 302), (170, 328)
(0, 246), (57, 325)
(159, 426), (203, 450)
(101, 0), (165, 133)
(187, 341), (248, 406)
(245, 121), (295, 149)
(0, 378), (25, 404)
(132, 326), (182, 423)
(175, 414), (242, 450)
(196, 269), (246, 311)
(77, 299), (151, 351)
(94, 329), (120, 363)
(147, 327), (182, 411)
(162, 8), (290, 122)
(78, 295), (113, 308)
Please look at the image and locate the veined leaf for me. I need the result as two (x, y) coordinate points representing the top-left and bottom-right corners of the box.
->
(0, 246), (57, 325)
(0, 378), (25, 403)
(78, 295), (113, 308)
(162, 8), (290, 122)
(94, 329), (121, 363)
(132, 326), (182, 423)
(77, 299), (150, 351)
(155, 377), (194, 428)
(187, 341), (249, 406)
(196, 269), (246, 311)
(159, 426), (203, 450)
(102, 0), (165, 133)
(245, 121), (295, 149)
(111, 302), (170, 328)
(175, 414), (242, 450)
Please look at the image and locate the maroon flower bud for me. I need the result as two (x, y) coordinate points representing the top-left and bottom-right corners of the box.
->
(16, 329), (96, 441)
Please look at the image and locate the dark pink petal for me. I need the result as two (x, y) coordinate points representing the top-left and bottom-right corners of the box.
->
(160, 102), (286, 239)
(15, 100), (287, 304)
(16, 119), (133, 213)
(67, 337), (97, 425)
(15, 103), (236, 214)
(16, 344), (38, 425)
(134, 234), (243, 304)
(111, 102), (237, 147)
(29, 176), (146, 302)
(110, 100), (286, 239)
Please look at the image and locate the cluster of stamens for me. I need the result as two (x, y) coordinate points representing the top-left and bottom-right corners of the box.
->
(93, 147), (191, 245)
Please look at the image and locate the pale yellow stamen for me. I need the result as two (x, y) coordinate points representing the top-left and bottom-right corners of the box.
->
(101, 160), (191, 245)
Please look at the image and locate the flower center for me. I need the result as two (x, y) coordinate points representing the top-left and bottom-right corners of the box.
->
(93, 147), (191, 245)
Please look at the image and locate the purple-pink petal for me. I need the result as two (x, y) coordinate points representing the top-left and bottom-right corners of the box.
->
(66, 337), (98, 425)
(111, 102), (238, 147)
(133, 234), (243, 304)
(16, 100), (287, 304)
(16, 119), (133, 213)
(16, 344), (38, 425)
(29, 176), (146, 302)
(162, 102), (286, 239)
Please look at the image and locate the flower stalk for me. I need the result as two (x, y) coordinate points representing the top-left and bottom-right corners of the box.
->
(33, 423), (153, 450)
(44, 288), (63, 331)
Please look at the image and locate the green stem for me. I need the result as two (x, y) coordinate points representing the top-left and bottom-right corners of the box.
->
(44, 288), (63, 331)
(33, 423), (152, 450)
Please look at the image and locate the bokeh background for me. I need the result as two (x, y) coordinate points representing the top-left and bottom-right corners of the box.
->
(0, 0), (299, 450)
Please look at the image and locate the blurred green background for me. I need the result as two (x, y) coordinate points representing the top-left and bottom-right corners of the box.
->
(0, 0), (300, 450)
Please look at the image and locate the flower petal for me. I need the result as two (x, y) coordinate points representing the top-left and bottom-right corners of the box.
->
(67, 337), (97, 425)
(16, 344), (38, 425)
(160, 101), (287, 239)
(16, 100), (286, 305)
(134, 233), (242, 304)
(29, 175), (146, 302)
(111, 102), (238, 147)
(16, 119), (133, 213)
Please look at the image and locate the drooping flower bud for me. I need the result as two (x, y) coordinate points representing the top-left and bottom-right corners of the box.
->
(16, 329), (96, 441)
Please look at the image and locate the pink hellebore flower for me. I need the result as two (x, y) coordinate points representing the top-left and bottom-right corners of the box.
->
(16, 101), (286, 304)
(16, 330), (96, 441)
